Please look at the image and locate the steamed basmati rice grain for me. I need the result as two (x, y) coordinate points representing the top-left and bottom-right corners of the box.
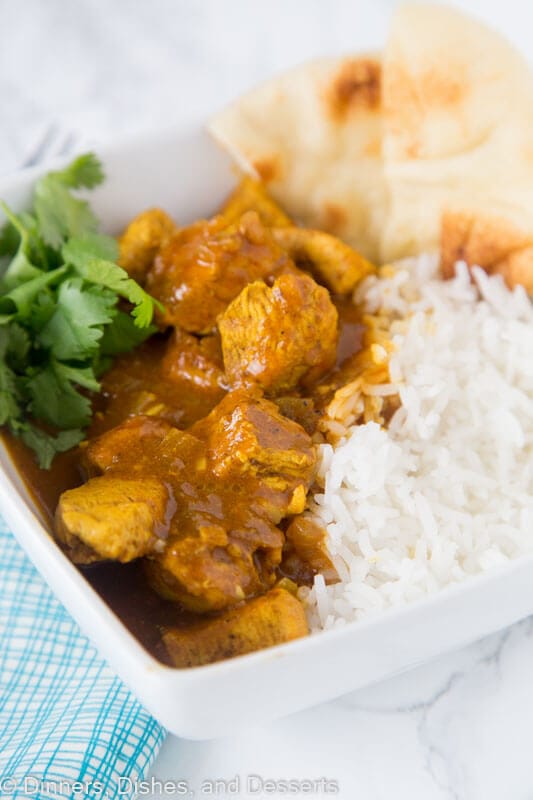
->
(304, 256), (533, 631)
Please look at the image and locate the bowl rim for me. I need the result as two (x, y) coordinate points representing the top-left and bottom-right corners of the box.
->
(1, 119), (532, 690)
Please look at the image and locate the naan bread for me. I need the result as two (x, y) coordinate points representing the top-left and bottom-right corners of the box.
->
(210, 4), (533, 291)
(381, 2), (533, 291)
(209, 56), (387, 262)
(383, 4), (531, 162)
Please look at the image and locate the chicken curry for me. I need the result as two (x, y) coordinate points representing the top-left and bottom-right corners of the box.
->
(4, 177), (376, 667)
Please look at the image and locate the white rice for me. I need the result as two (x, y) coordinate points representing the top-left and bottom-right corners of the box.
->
(302, 256), (533, 631)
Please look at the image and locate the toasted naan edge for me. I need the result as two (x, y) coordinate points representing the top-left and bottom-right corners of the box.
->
(209, 55), (387, 262)
(441, 204), (533, 293)
(381, 2), (533, 288)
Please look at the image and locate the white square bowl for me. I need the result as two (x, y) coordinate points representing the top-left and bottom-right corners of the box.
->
(1, 120), (533, 740)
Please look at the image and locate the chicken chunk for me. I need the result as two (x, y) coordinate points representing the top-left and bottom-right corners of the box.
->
(272, 226), (375, 294)
(221, 176), (291, 228)
(56, 477), (171, 564)
(160, 328), (227, 415)
(84, 415), (175, 476)
(145, 211), (295, 333)
(76, 393), (313, 612)
(218, 273), (338, 395)
(118, 208), (177, 283)
(162, 588), (309, 667)
(191, 390), (316, 500)
(146, 513), (284, 613)
(281, 517), (338, 586)
(85, 416), (205, 480)
(148, 391), (316, 612)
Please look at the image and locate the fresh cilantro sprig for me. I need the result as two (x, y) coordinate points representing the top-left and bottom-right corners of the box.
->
(0, 153), (160, 468)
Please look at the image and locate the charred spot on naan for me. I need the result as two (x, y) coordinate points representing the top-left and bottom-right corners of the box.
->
(385, 63), (467, 160)
(324, 58), (381, 121)
(421, 68), (465, 109)
(441, 210), (533, 292)
(383, 64), (422, 158)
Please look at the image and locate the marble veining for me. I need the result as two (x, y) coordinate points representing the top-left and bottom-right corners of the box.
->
(1, 1), (533, 798)
(151, 623), (533, 800)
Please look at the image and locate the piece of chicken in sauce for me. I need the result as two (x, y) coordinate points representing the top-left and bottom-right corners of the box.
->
(51, 176), (376, 666)
(118, 207), (177, 283)
(160, 328), (227, 415)
(280, 516), (338, 587)
(219, 272), (338, 395)
(58, 393), (316, 613)
(163, 587), (308, 668)
(56, 476), (170, 564)
(145, 211), (297, 332)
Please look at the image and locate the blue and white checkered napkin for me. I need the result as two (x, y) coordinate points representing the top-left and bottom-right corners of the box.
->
(0, 516), (165, 800)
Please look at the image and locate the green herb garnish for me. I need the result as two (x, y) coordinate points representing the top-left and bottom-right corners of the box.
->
(0, 153), (160, 468)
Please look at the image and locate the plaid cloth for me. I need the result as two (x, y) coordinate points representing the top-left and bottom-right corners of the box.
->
(0, 516), (165, 800)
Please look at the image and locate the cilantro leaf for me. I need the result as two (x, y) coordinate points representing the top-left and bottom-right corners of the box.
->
(0, 363), (19, 425)
(19, 425), (85, 470)
(0, 218), (20, 258)
(38, 279), (116, 360)
(0, 203), (43, 288)
(61, 232), (119, 263)
(53, 361), (100, 392)
(5, 323), (30, 370)
(33, 153), (105, 249)
(26, 293), (56, 334)
(0, 152), (160, 467)
(26, 364), (92, 430)
(0, 266), (67, 319)
(62, 242), (161, 327)
(0, 328), (21, 425)
(51, 153), (105, 189)
(100, 310), (156, 356)
(35, 181), (99, 249)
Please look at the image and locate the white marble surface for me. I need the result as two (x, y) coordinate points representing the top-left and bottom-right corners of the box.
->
(151, 619), (533, 799)
(2, 1), (533, 798)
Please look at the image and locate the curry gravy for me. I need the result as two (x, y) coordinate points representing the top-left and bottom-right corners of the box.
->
(2, 300), (363, 663)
